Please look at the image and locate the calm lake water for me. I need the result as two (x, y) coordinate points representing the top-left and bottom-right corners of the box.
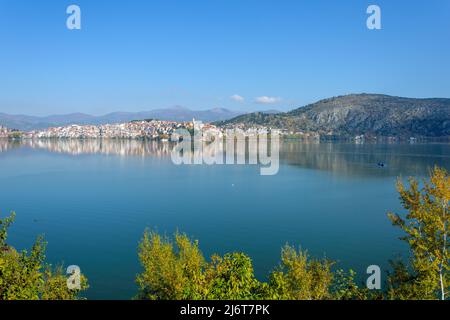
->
(0, 139), (448, 299)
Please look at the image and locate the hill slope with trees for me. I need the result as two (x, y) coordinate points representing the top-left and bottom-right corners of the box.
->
(217, 94), (450, 137)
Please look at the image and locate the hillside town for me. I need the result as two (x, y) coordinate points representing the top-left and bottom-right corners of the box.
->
(0, 119), (278, 141)
(21, 120), (189, 140)
(0, 120), (426, 144)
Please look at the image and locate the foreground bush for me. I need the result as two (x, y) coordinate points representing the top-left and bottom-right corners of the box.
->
(0, 213), (88, 300)
(136, 230), (361, 300)
(266, 246), (334, 299)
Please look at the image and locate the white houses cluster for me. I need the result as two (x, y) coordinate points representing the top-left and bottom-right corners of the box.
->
(23, 120), (187, 140)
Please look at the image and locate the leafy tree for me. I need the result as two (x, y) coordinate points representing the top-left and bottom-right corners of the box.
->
(136, 230), (206, 300)
(266, 246), (334, 300)
(137, 231), (265, 300)
(0, 212), (88, 300)
(387, 166), (449, 300)
(204, 253), (262, 300)
(330, 269), (382, 300)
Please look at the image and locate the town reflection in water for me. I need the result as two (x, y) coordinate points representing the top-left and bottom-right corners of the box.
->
(0, 139), (173, 157)
(0, 138), (448, 177)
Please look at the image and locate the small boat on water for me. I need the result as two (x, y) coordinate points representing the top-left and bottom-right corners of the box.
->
(377, 162), (386, 168)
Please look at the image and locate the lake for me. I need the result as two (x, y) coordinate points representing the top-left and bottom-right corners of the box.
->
(0, 139), (448, 299)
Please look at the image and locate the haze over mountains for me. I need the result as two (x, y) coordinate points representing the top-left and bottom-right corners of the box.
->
(217, 94), (450, 138)
(0, 106), (246, 131)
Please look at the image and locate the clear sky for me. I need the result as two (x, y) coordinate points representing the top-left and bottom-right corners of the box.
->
(0, 0), (449, 116)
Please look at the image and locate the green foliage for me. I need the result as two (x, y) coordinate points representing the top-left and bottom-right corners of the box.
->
(388, 166), (449, 300)
(0, 212), (88, 300)
(137, 232), (339, 300)
(136, 231), (206, 300)
(0, 212), (15, 246)
(204, 253), (261, 300)
(136, 231), (262, 300)
(331, 269), (380, 300)
(0, 235), (46, 300)
(266, 246), (334, 300)
(41, 266), (89, 300)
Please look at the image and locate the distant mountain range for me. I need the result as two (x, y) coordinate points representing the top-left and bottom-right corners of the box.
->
(0, 106), (248, 131)
(3, 94), (449, 137)
(217, 94), (450, 137)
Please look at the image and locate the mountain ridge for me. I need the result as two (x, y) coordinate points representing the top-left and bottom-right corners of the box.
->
(216, 94), (450, 137)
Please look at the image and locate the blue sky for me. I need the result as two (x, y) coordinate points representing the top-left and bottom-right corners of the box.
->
(0, 0), (449, 115)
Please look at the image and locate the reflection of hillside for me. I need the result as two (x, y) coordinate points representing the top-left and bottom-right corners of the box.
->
(22, 139), (174, 158)
(280, 141), (450, 177)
